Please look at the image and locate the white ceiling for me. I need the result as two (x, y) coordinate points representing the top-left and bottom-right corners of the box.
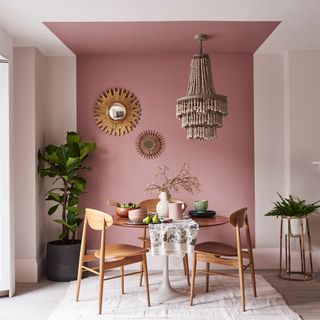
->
(0, 0), (319, 56)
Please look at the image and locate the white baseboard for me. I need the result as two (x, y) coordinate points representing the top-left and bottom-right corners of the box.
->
(16, 253), (46, 282)
(253, 248), (320, 271)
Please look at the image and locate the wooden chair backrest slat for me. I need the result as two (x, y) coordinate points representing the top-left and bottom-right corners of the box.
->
(229, 207), (247, 228)
(138, 199), (158, 212)
(139, 198), (187, 213)
(85, 208), (113, 231)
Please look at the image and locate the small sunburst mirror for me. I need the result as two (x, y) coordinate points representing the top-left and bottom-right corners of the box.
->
(136, 130), (165, 159)
(94, 88), (141, 136)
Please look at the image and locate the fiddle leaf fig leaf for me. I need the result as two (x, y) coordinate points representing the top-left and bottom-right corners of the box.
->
(67, 132), (81, 144)
(48, 204), (59, 216)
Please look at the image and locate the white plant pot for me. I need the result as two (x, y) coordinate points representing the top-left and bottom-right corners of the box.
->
(156, 191), (170, 218)
(283, 217), (307, 236)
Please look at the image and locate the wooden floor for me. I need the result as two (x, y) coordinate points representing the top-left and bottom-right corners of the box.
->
(260, 270), (320, 320)
(0, 270), (319, 320)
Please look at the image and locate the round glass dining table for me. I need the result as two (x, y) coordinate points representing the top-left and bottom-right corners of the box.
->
(113, 215), (229, 303)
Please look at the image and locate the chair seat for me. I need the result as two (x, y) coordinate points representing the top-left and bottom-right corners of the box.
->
(95, 244), (149, 260)
(138, 236), (150, 242)
(195, 241), (238, 256)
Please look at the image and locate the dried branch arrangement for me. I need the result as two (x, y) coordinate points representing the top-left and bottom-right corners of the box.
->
(145, 163), (200, 194)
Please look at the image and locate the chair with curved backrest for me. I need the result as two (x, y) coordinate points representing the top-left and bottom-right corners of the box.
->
(76, 208), (150, 315)
(138, 198), (190, 286)
(189, 207), (257, 311)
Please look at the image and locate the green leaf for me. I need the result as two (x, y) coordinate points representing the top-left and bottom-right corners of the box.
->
(73, 182), (86, 193)
(48, 204), (59, 216)
(66, 206), (80, 214)
(68, 143), (80, 158)
(80, 142), (96, 160)
(45, 144), (57, 154)
(58, 230), (69, 241)
(46, 192), (61, 202)
(56, 146), (69, 166)
(68, 197), (79, 207)
(47, 151), (60, 164)
(54, 219), (71, 228)
(38, 167), (60, 178)
(69, 187), (82, 196)
(67, 132), (81, 144)
(38, 150), (46, 162)
(69, 176), (86, 185)
(66, 157), (82, 170)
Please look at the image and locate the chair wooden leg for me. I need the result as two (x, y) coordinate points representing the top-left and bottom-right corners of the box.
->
(75, 265), (83, 302)
(98, 268), (104, 315)
(206, 262), (210, 292)
(142, 254), (150, 307)
(238, 259), (245, 312)
(183, 255), (187, 276)
(249, 260), (257, 297)
(184, 254), (190, 286)
(139, 229), (147, 287)
(139, 262), (144, 287)
(76, 218), (87, 302)
(120, 266), (125, 294)
(189, 252), (197, 306)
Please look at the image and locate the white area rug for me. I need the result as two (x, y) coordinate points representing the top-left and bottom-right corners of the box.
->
(48, 272), (301, 320)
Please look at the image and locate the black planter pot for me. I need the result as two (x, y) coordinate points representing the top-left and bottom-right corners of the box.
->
(46, 240), (81, 282)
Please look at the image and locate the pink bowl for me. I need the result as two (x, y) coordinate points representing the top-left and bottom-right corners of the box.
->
(115, 207), (131, 218)
(128, 207), (147, 223)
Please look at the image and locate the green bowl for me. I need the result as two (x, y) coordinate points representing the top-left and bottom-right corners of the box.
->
(194, 200), (208, 212)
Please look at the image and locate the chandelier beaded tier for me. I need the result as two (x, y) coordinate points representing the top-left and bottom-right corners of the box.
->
(176, 34), (228, 140)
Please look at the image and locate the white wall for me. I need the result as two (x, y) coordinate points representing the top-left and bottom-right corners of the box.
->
(288, 50), (320, 251)
(45, 57), (76, 242)
(254, 50), (320, 269)
(34, 49), (47, 275)
(13, 52), (76, 282)
(254, 54), (286, 248)
(0, 26), (14, 295)
(14, 47), (46, 281)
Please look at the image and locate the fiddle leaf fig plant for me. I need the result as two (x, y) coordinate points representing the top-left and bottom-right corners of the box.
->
(265, 193), (320, 218)
(38, 132), (96, 244)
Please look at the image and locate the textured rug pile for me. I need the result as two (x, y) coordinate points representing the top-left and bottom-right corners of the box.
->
(48, 272), (301, 320)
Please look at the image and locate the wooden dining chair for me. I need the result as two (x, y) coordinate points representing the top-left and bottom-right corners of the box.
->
(189, 207), (257, 311)
(138, 198), (190, 286)
(76, 208), (150, 315)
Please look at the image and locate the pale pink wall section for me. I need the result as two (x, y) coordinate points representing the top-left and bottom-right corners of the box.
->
(77, 53), (254, 249)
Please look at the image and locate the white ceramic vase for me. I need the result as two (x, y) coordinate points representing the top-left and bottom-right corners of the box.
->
(283, 217), (306, 236)
(156, 191), (170, 218)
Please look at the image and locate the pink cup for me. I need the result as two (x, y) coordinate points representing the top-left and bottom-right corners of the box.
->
(168, 202), (184, 220)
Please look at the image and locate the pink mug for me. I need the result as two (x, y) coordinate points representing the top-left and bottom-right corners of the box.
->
(168, 202), (184, 220)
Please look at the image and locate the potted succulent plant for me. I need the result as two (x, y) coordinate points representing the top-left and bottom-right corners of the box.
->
(265, 193), (320, 235)
(38, 132), (96, 281)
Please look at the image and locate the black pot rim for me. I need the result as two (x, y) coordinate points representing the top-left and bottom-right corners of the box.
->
(48, 239), (81, 246)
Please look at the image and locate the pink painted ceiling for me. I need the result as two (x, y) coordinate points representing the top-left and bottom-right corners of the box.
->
(44, 21), (279, 55)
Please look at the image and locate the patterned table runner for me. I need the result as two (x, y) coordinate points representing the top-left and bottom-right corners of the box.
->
(148, 219), (199, 255)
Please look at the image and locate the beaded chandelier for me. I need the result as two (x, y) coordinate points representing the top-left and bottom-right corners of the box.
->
(176, 34), (228, 140)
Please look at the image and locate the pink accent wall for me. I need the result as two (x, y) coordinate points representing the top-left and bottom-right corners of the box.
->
(77, 53), (254, 249)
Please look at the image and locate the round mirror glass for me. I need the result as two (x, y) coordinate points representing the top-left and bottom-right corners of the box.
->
(143, 139), (155, 150)
(107, 103), (126, 121)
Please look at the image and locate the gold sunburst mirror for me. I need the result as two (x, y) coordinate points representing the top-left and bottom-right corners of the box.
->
(94, 88), (141, 136)
(136, 130), (165, 159)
